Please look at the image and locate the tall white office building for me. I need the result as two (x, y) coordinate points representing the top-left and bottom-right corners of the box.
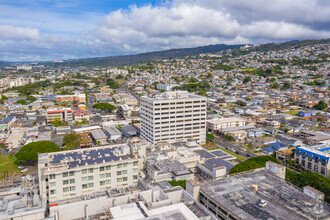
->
(140, 91), (207, 145)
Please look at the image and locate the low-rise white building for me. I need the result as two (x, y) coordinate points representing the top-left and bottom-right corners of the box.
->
(38, 140), (148, 204)
(207, 117), (247, 131)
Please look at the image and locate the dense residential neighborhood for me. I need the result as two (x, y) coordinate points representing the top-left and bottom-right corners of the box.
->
(0, 40), (329, 219)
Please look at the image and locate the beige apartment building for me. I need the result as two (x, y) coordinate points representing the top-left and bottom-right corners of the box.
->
(38, 139), (147, 204)
(206, 117), (247, 131)
(140, 91), (207, 145)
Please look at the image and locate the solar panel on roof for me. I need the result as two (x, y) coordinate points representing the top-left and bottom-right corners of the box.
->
(211, 150), (228, 157)
(222, 155), (234, 160)
(194, 150), (216, 158)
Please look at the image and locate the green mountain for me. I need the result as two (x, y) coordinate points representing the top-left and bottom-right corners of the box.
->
(49, 44), (245, 67)
(232, 38), (330, 56)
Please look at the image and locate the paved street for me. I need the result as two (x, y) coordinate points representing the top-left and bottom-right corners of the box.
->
(122, 84), (140, 104)
(212, 136), (257, 159)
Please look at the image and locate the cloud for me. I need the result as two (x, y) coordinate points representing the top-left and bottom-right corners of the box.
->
(91, 1), (330, 55)
(0, 25), (39, 40)
(0, 0), (329, 61)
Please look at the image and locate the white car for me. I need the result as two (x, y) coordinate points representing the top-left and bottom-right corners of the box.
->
(18, 166), (25, 169)
(21, 168), (29, 173)
(258, 200), (268, 207)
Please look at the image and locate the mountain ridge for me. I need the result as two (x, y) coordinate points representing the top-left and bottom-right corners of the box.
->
(48, 43), (244, 67)
(1, 38), (329, 67)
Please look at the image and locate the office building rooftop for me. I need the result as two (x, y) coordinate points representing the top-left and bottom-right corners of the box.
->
(90, 129), (107, 140)
(110, 202), (199, 220)
(147, 158), (192, 177)
(200, 169), (330, 220)
(142, 91), (205, 101)
(194, 149), (235, 161)
(297, 143), (330, 160)
(200, 158), (234, 172)
(40, 144), (135, 171)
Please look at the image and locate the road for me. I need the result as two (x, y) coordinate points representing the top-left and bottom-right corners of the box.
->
(122, 84), (140, 104)
(212, 136), (257, 159)
(88, 95), (95, 112)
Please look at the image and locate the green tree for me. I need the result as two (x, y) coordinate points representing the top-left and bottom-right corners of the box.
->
(93, 103), (116, 112)
(286, 170), (330, 203)
(235, 100), (247, 106)
(189, 77), (198, 83)
(281, 82), (291, 90)
(224, 134), (235, 142)
(26, 95), (37, 102)
(272, 82), (279, 89)
(229, 156), (279, 174)
(16, 141), (59, 161)
(206, 132), (215, 140)
(106, 79), (120, 89)
(74, 118), (89, 126)
(52, 118), (67, 127)
(115, 74), (123, 79)
(313, 101), (328, 110)
(243, 76), (251, 83)
(15, 99), (27, 105)
(62, 133), (81, 150)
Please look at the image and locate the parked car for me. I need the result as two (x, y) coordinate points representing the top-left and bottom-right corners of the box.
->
(258, 200), (268, 207)
(21, 168), (29, 173)
(18, 166), (25, 169)
(246, 153), (252, 157)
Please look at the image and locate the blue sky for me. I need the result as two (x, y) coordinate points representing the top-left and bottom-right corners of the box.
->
(0, 0), (329, 61)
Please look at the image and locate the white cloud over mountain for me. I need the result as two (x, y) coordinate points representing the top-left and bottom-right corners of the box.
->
(0, 0), (329, 61)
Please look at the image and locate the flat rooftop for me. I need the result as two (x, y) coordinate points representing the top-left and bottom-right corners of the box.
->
(200, 158), (233, 172)
(222, 125), (255, 132)
(90, 129), (107, 140)
(0, 186), (44, 220)
(297, 143), (330, 159)
(43, 144), (135, 169)
(111, 202), (199, 220)
(141, 91), (205, 101)
(105, 126), (122, 136)
(207, 117), (246, 124)
(150, 159), (191, 176)
(194, 149), (235, 161)
(200, 169), (330, 220)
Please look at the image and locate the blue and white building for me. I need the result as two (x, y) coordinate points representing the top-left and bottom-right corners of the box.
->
(294, 144), (330, 178)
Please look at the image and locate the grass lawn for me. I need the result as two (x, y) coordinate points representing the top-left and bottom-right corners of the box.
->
(206, 147), (219, 151)
(168, 180), (186, 189)
(202, 140), (217, 147)
(240, 68), (257, 72)
(285, 110), (300, 116)
(222, 149), (246, 161)
(0, 154), (19, 178)
(117, 79), (126, 84)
